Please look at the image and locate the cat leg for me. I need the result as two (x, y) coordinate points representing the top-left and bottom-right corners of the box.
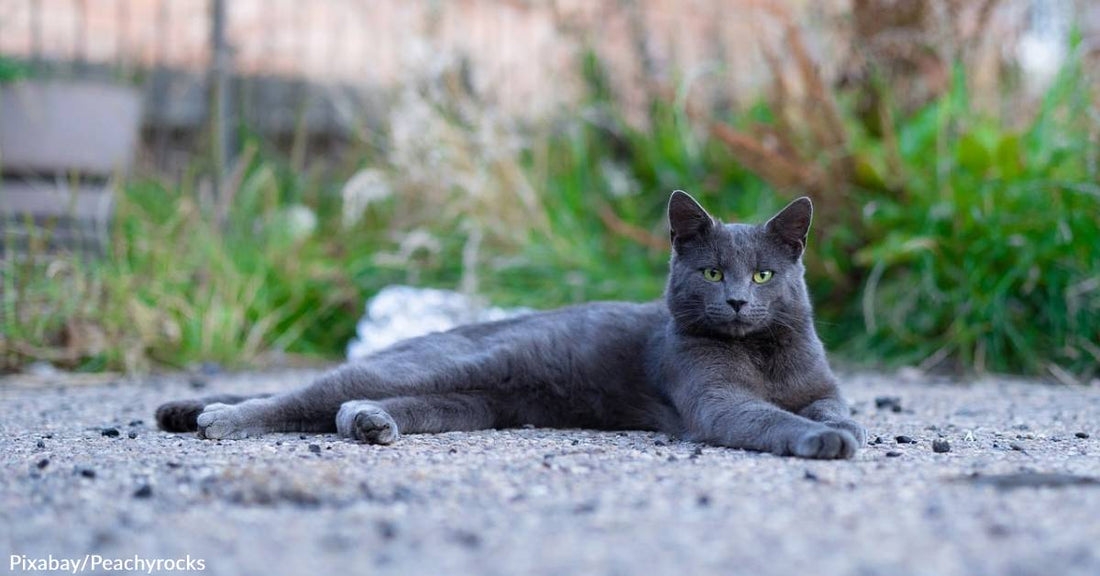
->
(192, 339), (502, 440)
(195, 390), (342, 439)
(798, 396), (867, 445)
(685, 390), (859, 459)
(190, 363), (413, 440)
(156, 393), (272, 432)
(336, 393), (496, 445)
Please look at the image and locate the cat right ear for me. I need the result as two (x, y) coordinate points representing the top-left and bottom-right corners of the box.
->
(668, 190), (713, 248)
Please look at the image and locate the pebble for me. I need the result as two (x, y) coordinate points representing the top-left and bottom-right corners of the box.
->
(37, 458), (49, 469)
(101, 428), (120, 438)
(376, 521), (398, 541)
(1076, 432), (1090, 439)
(36, 439), (45, 449)
(309, 444), (322, 454)
(575, 501), (599, 514)
(79, 468), (96, 479)
(133, 485), (154, 499)
(895, 436), (916, 444)
(885, 451), (902, 458)
(932, 439), (951, 453)
(452, 530), (481, 549)
(129, 420), (144, 427)
(875, 396), (903, 412)
(690, 446), (704, 459)
(128, 431), (138, 439)
(871, 436), (884, 445)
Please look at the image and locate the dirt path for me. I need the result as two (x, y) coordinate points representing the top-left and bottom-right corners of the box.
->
(1, 369), (1098, 576)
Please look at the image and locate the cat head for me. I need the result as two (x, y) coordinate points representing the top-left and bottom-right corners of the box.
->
(665, 190), (814, 339)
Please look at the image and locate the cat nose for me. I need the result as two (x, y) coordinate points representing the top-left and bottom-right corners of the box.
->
(727, 299), (747, 312)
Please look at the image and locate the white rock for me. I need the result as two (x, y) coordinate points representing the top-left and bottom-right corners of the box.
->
(346, 285), (531, 360)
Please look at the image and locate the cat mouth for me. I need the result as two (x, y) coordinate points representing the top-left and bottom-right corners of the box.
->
(725, 317), (759, 336)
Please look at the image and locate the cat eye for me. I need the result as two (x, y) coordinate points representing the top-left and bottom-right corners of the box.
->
(752, 270), (774, 284)
(702, 268), (724, 282)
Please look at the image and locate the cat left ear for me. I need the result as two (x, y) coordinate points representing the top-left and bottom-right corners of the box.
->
(764, 197), (813, 259)
(668, 190), (714, 249)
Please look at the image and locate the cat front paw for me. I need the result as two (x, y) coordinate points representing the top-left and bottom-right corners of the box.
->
(824, 419), (867, 445)
(196, 403), (249, 440)
(793, 427), (858, 460)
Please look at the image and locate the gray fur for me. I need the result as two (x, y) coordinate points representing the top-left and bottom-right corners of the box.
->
(158, 191), (865, 459)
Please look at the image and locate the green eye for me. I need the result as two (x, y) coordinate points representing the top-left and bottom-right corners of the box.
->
(752, 270), (774, 284)
(702, 268), (724, 282)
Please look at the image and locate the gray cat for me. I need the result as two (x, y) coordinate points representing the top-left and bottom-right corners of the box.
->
(157, 191), (865, 459)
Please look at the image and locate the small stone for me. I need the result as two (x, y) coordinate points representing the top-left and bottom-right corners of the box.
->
(133, 485), (153, 499)
(875, 396), (902, 411)
(129, 419), (144, 427)
(871, 436), (884, 445)
(36, 458), (49, 469)
(79, 468), (96, 479)
(696, 494), (711, 507)
(452, 530), (481, 549)
(165, 461), (182, 469)
(1010, 442), (1026, 452)
(885, 451), (902, 458)
(690, 446), (704, 459)
(803, 470), (819, 482)
(895, 435), (916, 444)
(299, 435), (307, 440)
(188, 378), (208, 390)
(376, 520), (398, 541)
(1076, 432), (1090, 439)
(128, 431), (138, 439)
(932, 439), (951, 453)
(101, 427), (120, 438)
(574, 501), (598, 514)
(36, 439), (45, 449)
(308, 444), (322, 454)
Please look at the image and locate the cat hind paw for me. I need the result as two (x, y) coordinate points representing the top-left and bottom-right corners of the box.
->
(337, 401), (400, 445)
(196, 403), (250, 440)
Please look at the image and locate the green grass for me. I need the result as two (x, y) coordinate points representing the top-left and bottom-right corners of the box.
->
(2, 47), (1097, 380)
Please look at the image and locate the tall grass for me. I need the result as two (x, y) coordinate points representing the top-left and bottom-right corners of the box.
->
(845, 54), (1100, 379)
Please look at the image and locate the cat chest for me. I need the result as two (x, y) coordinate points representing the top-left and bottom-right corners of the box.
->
(714, 354), (819, 410)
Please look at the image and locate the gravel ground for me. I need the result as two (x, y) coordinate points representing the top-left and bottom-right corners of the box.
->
(1, 368), (1099, 576)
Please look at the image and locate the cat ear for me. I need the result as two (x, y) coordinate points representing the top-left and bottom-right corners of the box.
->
(764, 196), (813, 259)
(668, 190), (714, 248)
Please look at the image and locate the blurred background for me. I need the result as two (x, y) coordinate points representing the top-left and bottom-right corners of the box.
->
(0, 0), (1096, 382)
